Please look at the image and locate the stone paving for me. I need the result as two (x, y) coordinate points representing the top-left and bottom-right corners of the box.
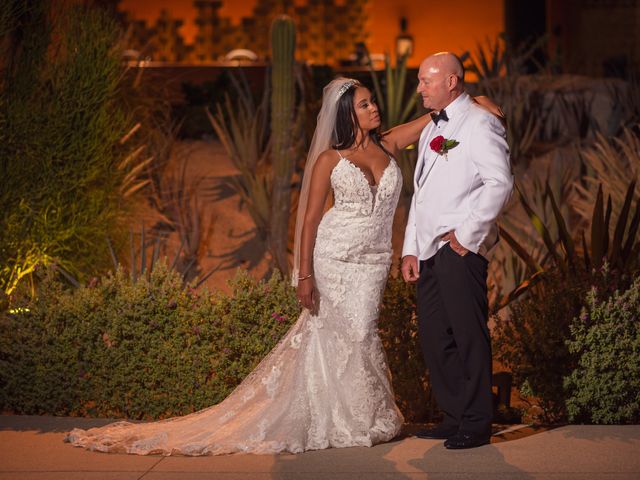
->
(1, 415), (639, 479)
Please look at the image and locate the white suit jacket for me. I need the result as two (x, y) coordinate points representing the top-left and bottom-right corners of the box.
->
(402, 92), (513, 261)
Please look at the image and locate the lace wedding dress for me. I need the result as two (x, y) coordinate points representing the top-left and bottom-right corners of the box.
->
(66, 153), (404, 456)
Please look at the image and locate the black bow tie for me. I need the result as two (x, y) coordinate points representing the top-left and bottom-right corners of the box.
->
(431, 109), (449, 125)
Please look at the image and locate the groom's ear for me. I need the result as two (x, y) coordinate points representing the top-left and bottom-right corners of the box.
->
(447, 74), (460, 91)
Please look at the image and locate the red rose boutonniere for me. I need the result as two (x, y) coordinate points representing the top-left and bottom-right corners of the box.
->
(429, 135), (460, 160)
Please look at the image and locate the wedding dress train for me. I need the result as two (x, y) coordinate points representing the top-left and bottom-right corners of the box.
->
(66, 154), (404, 455)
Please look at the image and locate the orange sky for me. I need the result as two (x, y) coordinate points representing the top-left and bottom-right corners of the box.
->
(120, 0), (504, 66)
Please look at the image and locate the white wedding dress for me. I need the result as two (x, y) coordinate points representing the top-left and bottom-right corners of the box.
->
(66, 153), (404, 456)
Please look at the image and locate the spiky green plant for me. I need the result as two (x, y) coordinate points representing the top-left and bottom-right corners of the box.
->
(466, 33), (547, 80)
(499, 178), (640, 309)
(0, 2), (148, 302)
(206, 77), (271, 245)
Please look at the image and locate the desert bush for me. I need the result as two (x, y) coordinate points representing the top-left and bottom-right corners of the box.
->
(493, 267), (595, 422)
(0, 265), (298, 419)
(565, 277), (640, 424)
(0, 262), (438, 421)
(495, 181), (640, 422)
(573, 127), (640, 223)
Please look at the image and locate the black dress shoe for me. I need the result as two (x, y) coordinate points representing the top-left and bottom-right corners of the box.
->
(415, 425), (458, 440)
(444, 431), (491, 449)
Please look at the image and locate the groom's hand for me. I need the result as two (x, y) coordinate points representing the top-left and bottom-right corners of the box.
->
(442, 231), (469, 256)
(401, 255), (420, 282)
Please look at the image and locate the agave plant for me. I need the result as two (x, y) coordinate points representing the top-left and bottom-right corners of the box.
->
(107, 223), (217, 289)
(497, 178), (640, 311)
(367, 52), (421, 200)
(368, 53), (418, 129)
(587, 181), (640, 272)
(147, 150), (216, 284)
(466, 33), (547, 81)
(466, 35), (508, 80)
(206, 74), (272, 245)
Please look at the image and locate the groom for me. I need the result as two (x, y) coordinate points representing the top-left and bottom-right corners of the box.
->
(401, 52), (513, 449)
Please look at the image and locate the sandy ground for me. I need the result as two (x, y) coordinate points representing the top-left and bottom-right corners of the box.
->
(128, 139), (270, 293)
(131, 139), (409, 293)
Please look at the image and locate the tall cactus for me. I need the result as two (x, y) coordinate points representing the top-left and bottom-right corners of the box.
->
(269, 15), (296, 275)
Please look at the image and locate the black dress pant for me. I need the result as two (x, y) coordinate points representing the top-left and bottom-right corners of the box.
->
(417, 243), (492, 435)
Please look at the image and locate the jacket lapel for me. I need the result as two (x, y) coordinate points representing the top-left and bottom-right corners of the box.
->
(414, 123), (435, 189)
(418, 96), (473, 187)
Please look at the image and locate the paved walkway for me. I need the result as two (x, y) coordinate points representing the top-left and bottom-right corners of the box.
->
(0, 415), (638, 479)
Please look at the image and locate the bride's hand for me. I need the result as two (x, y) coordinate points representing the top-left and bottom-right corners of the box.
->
(296, 277), (318, 314)
(473, 96), (506, 126)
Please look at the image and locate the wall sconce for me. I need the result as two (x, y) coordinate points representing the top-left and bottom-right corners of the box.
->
(395, 16), (413, 58)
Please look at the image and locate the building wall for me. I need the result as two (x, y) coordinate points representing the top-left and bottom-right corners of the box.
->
(548, 0), (639, 76)
(120, 0), (505, 67)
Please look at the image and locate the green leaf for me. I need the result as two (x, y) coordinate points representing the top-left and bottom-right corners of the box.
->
(591, 185), (604, 268)
(444, 139), (460, 150)
(498, 225), (542, 273)
(517, 184), (561, 270)
(546, 181), (575, 270)
(622, 197), (640, 262)
(610, 180), (636, 266)
(582, 231), (591, 272)
(604, 195), (612, 258)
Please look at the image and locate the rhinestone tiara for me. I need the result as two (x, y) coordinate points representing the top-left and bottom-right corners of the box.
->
(336, 80), (357, 100)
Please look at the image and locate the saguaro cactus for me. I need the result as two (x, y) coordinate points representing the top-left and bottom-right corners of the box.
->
(269, 15), (296, 276)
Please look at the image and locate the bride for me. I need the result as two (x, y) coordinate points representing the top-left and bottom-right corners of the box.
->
(66, 77), (500, 456)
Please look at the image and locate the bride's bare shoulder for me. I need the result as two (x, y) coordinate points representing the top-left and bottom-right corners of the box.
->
(314, 149), (341, 170)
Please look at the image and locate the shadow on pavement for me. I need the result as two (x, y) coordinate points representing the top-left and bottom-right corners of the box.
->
(268, 429), (534, 479)
(269, 437), (416, 479)
(408, 441), (534, 479)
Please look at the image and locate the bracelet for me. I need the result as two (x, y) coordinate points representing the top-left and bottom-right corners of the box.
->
(297, 273), (313, 281)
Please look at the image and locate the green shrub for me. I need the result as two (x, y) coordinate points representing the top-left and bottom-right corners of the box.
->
(0, 264), (298, 419)
(493, 257), (638, 424)
(493, 267), (592, 422)
(0, 263), (435, 421)
(565, 277), (640, 424)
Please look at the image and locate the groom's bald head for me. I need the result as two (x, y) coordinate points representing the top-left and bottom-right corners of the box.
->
(426, 52), (465, 81)
(417, 52), (465, 111)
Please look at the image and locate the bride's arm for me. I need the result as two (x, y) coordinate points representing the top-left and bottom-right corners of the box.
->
(381, 113), (431, 156)
(297, 150), (338, 314)
(473, 95), (506, 126)
(381, 96), (505, 155)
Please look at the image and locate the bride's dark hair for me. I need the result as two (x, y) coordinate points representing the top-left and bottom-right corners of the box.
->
(332, 82), (392, 157)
